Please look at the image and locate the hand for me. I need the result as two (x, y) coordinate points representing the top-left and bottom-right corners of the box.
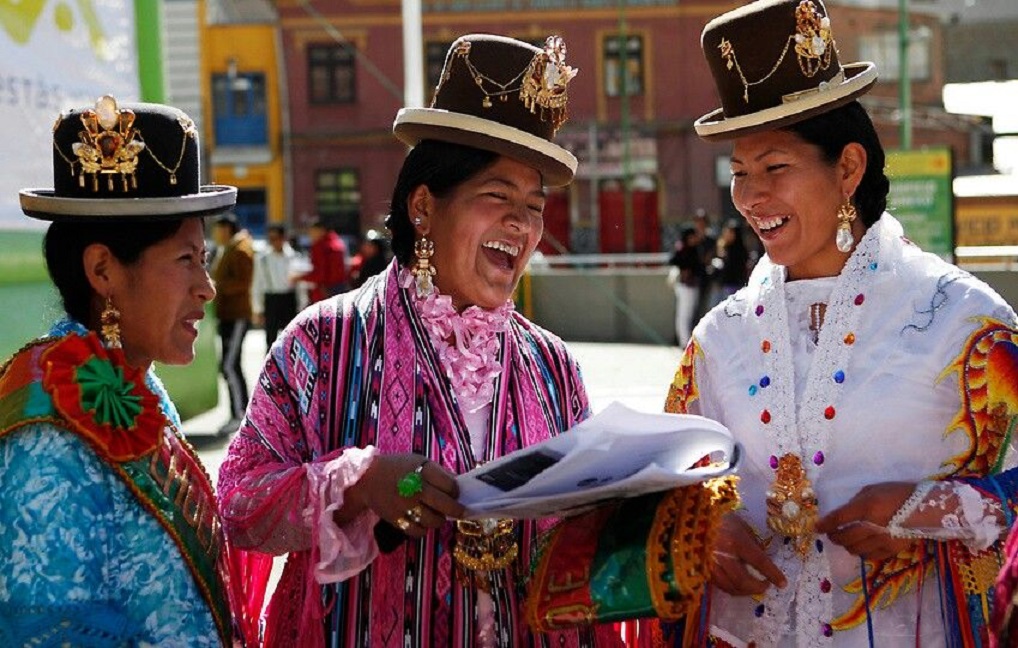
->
(345, 453), (466, 539)
(816, 482), (917, 561)
(712, 512), (786, 596)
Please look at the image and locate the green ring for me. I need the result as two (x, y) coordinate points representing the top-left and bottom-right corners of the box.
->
(398, 471), (424, 498)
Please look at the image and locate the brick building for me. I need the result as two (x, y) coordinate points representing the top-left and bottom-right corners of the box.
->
(206, 0), (983, 251)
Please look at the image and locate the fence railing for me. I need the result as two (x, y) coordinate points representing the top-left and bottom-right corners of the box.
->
(955, 246), (1018, 271)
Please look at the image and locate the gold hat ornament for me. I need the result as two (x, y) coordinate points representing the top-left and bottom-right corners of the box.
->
(21, 95), (236, 221)
(393, 34), (579, 187)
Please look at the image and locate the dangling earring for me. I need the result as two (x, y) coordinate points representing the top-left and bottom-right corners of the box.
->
(412, 237), (436, 297)
(100, 295), (122, 349)
(836, 199), (858, 253)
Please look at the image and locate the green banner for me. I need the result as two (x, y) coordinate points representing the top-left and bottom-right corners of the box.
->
(886, 147), (954, 259)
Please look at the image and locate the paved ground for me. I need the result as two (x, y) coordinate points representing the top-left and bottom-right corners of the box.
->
(187, 329), (685, 484)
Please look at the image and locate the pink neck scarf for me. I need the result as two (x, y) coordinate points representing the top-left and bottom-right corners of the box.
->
(403, 271), (513, 413)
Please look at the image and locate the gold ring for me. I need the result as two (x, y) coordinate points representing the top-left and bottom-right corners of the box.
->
(407, 505), (424, 524)
(395, 517), (411, 532)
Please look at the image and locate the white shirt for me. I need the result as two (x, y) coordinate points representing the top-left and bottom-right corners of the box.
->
(252, 245), (296, 314)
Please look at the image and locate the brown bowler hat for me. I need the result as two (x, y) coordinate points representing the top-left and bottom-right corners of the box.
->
(695, 0), (878, 141)
(20, 95), (236, 221)
(393, 34), (578, 187)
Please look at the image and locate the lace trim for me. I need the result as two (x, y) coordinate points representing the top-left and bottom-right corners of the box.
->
(402, 270), (513, 413)
(888, 481), (1005, 553)
(749, 221), (883, 648)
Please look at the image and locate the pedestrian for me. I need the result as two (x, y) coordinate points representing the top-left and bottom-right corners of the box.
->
(253, 223), (299, 348)
(210, 213), (254, 432)
(649, 0), (1018, 645)
(715, 218), (751, 298)
(349, 228), (391, 288)
(297, 219), (347, 303)
(1, 96), (235, 645)
(217, 34), (629, 648)
(666, 224), (701, 347)
(692, 208), (718, 320)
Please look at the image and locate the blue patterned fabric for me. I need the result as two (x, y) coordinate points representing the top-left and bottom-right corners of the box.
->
(0, 319), (220, 647)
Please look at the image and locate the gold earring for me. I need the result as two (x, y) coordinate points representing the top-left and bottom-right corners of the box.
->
(412, 237), (436, 297)
(100, 295), (122, 349)
(836, 199), (858, 253)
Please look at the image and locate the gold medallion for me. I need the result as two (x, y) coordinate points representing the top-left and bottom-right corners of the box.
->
(766, 453), (818, 556)
(453, 518), (518, 592)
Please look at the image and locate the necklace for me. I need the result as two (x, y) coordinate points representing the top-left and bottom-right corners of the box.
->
(808, 302), (827, 345)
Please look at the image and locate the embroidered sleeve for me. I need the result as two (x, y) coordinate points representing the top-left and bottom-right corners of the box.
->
(665, 338), (705, 415)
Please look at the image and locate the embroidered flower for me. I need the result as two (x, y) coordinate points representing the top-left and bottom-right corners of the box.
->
(43, 332), (165, 461)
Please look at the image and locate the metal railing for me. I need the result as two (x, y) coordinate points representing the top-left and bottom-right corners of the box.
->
(955, 246), (1018, 271)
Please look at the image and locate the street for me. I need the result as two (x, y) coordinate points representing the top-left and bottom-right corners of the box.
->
(187, 329), (685, 485)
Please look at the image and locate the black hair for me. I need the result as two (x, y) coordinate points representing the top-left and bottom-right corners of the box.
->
(214, 213), (240, 235)
(784, 101), (888, 227)
(267, 224), (287, 238)
(384, 139), (500, 265)
(679, 224), (698, 246)
(44, 219), (188, 326)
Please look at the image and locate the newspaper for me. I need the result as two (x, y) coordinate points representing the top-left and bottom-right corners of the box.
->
(456, 401), (739, 520)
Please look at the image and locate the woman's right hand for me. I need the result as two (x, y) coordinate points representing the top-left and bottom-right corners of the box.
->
(344, 453), (466, 538)
(712, 512), (787, 596)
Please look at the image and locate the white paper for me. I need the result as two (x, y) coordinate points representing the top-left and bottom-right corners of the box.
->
(456, 402), (739, 519)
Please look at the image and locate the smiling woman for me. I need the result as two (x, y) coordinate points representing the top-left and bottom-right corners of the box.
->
(217, 34), (627, 648)
(0, 97), (236, 645)
(649, 1), (1018, 647)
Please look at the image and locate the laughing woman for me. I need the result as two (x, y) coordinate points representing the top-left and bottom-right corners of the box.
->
(0, 98), (235, 645)
(218, 35), (623, 648)
(659, 1), (1018, 646)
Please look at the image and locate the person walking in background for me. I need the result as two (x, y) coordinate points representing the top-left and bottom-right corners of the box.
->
(253, 223), (299, 348)
(715, 218), (752, 298)
(667, 224), (702, 347)
(692, 208), (719, 321)
(349, 228), (391, 288)
(297, 219), (347, 303)
(211, 213), (254, 432)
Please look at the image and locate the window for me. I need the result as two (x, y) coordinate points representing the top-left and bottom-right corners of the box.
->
(315, 169), (361, 235)
(425, 41), (454, 95)
(211, 72), (268, 146)
(603, 34), (644, 97)
(858, 28), (931, 82)
(308, 44), (356, 104)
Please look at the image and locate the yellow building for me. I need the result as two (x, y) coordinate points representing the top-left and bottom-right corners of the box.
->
(200, 1), (285, 235)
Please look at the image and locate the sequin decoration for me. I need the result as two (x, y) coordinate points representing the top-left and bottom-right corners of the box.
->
(844, 332), (856, 345)
(762, 339), (772, 353)
(749, 384), (759, 396)
(824, 406), (836, 420)
(854, 294), (865, 306)
(755, 305), (765, 317)
(760, 376), (771, 388)
(833, 370), (845, 384)
(813, 451), (825, 465)
(761, 409), (772, 424)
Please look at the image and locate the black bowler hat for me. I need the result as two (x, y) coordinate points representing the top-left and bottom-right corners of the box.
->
(695, 0), (878, 141)
(20, 95), (236, 221)
(393, 34), (578, 187)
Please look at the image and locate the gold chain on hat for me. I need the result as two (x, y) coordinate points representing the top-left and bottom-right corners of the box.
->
(717, 0), (835, 104)
(138, 114), (198, 186)
(520, 35), (576, 134)
(448, 41), (529, 109)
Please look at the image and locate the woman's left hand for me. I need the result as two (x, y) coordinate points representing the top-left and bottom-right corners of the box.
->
(816, 482), (918, 561)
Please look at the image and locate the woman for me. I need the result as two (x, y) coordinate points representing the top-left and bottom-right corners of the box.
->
(0, 97), (236, 645)
(715, 219), (751, 299)
(218, 35), (624, 647)
(661, 1), (1018, 646)
(667, 225), (702, 347)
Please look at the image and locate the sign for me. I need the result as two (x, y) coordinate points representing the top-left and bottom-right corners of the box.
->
(885, 147), (954, 258)
(0, 0), (139, 228)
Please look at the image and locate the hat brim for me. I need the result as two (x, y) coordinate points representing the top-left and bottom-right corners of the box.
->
(694, 62), (878, 141)
(393, 108), (577, 187)
(19, 185), (238, 222)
